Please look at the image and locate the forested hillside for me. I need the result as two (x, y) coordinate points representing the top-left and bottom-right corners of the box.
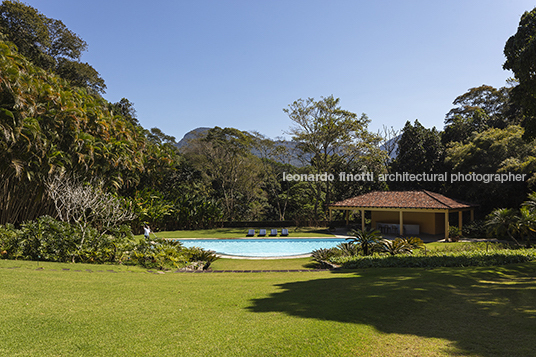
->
(1, 0), (536, 233)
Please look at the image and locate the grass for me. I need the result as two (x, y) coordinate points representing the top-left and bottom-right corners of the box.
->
(210, 257), (316, 271)
(137, 227), (336, 239)
(1, 258), (536, 356)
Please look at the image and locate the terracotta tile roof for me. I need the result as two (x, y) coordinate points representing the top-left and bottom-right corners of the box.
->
(330, 190), (476, 210)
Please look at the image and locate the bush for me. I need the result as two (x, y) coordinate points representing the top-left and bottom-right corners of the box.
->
(331, 243), (536, 269)
(336, 242), (359, 256)
(18, 216), (78, 262)
(448, 226), (462, 241)
(311, 248), (341, 268)
(462, 219), (488, 238)
(184, 246), (219, 269)
(0, 223), (19, 259)
(127, 237), (187, 269)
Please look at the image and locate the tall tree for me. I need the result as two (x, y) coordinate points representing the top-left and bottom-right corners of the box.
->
(503, 7), (536, 139)
(445, 125), (536, 213)
(182, 127), (265, 221)
(389, 120), (445, 191)
(0, 0), (105, 93)
(285, 95), (382, 218)
(442, 85), (522, 144)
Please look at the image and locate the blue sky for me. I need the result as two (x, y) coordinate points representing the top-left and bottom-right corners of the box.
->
(19, 0), (536, 141)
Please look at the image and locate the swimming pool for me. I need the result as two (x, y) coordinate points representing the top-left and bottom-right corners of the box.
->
(178, 238), (347, 257)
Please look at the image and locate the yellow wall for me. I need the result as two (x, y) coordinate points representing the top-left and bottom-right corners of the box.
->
(372, 210), (445, 235)
(435, 213), (446, 234)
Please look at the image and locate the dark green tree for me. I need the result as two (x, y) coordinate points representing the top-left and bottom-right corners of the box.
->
(0, 0), (105, 93)
(389, 120), (445, 191)
(445, 125), (536, 213)
(443, 85), (522, 144)
(503, 7), (536, 139)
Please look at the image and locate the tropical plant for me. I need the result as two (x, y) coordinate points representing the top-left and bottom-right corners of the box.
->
(379, 237), (424, 256)
(379, 238), (413, 256)
(184, 246), (219, 269)
(513, 207), (536, 247)
(522, 192), (536, 213)
(336, 241), (359, 256)
(346, 229), (382, 256)
(485, 208), (520, 245)
(448, 226), (462, 242)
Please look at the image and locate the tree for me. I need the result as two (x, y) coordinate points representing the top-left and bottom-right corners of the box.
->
(485, 208), (520, 245)
(389, 120), (445, 191)
(346, 229), (382, 256)
(442, 85), (522, 145)
(285, 95), (383, 218)
(503, 7), (536, 140)
(445, 125), (536, 212)
(45, 174), (136, 261)
(0, 0), (105, 93)
(182, 127), (265, 221)
(513, 206), (536, 247)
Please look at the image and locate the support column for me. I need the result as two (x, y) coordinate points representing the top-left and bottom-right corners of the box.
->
(470, 209), (474, 222)
(445, 211), (449, 240)
(399, 211), (404, 236)
(361, 209), (365, 232)
(345, 210), (349, 225)
(458, 211), (463, 231)
(329, 208), (332, 222)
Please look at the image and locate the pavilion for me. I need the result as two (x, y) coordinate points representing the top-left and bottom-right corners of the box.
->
(328, 190), (477, 239)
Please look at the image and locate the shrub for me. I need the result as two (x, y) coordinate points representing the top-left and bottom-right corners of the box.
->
(336, 242), (359, 256)
(346, 229), (382, 256)
(0, 223), (19, 259)
(379, 238), (413, 256)
(184, 246), (219, 270)
(331, 244), (536, 269)
(18, 216), (78, 262)
(311, 248), (341, 268)
(128, 237), (187, 269)
(448, 226), (462, 241)
(462, 219), (488, 238)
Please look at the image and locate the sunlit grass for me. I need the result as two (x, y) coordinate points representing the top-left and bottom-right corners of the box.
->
(1, 259), (535, 356)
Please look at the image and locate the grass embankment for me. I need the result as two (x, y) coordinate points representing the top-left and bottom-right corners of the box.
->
(1, 258), (535, 356)
(137, 227), (336, 240)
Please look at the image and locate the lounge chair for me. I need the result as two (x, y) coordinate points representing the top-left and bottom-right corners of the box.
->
(247, 229), (255, 236)
(281, 228), (289, 236)
(258, 229), (266, 236)
(270, 229), (277, 236)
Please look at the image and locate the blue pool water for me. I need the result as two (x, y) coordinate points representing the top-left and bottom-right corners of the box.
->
(178, 238), (347, 257)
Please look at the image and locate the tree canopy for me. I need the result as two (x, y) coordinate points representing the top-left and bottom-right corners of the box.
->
(503, 7), (536, 139)
(0, 0), (105, 93)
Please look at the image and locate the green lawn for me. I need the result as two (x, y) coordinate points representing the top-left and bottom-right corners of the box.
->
(210, 257), (317, 271)
(1, 259), (535, 356)
(138, 227), (336, 239)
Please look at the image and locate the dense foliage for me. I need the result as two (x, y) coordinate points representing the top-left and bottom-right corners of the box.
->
(1, 0), (536, 246)
(0, 216), (218, 269)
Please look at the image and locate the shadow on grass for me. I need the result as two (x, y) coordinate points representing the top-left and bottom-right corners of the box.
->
(247, 264), (536, 356)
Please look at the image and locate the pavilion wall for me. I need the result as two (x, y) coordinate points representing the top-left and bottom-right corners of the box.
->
(371, 211), (444, 235)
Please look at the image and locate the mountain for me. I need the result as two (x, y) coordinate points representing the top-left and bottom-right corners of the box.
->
(176, 127), (304, 166)
(175, 127), (212, 149)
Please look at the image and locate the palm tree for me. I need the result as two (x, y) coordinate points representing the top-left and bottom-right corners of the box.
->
(513, 207), (536, 247)
(380, 238), (413, 256)
(485, 208), (520, 245)
(522, 192), (536, 213)
(346, 229), (382, 256)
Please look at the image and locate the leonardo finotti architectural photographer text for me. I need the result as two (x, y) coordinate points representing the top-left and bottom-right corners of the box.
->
(282, 172), (527, 184)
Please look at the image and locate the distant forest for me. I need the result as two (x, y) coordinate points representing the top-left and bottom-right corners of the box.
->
(1, 1), (536, 231)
